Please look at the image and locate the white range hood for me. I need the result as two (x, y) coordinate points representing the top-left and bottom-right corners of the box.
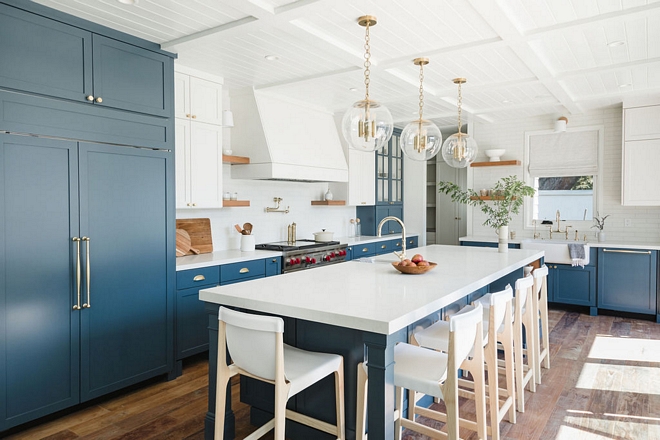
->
(228, 88), (348, 182)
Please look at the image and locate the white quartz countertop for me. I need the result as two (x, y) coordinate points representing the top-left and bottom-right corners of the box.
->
(175, 234), (419, 271)
(460, 235), (660, 251)
(199, 244), (543, 335)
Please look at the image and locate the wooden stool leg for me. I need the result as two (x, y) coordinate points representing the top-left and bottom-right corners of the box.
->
(355, 363), (367, 440)
(485, 342), (500, 440)
(541, 300), (550, 369)
(502, 322), (517, 424)
(335, 362), (346, 440)
(514, 318), (525, 413)
(395, 386), (404, 440)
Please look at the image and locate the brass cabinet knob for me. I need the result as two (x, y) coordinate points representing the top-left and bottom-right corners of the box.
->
(192, 115), (197, 119)
(86, 95), (94, 101)
(186, 114), (191, 118)
(95, 97), (103, 103)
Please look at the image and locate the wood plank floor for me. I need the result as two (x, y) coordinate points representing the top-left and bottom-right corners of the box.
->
(4, 308), (660, 440)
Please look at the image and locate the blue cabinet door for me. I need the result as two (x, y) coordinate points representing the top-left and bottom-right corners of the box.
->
(0, 4), (93, 102)
(78, 143), (173, 402)
(598, 248), (657, 315)
(553, 265), (596, 307)
(92, 35), (173, 117)
(0, 134), (80, 431)
(266, 257), (282, 277)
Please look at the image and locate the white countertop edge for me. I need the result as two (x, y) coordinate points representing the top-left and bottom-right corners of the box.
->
(176, 249), (283, 271)
(460, 235), (660, 251)
(199, 246), (544, 335)
(340, 233), (419, 246)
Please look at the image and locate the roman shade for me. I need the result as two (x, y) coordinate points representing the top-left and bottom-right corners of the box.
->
(528, 130), (599, 177)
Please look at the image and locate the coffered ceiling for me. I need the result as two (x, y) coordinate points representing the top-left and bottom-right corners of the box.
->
(33, 0), (660, 127)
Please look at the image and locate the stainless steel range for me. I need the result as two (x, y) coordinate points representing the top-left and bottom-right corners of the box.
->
(255, 239), (348, 273)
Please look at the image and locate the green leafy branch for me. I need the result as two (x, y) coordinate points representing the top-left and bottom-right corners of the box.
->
(438, 175), (535, 230)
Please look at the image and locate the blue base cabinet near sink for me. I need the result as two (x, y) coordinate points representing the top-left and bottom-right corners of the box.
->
(598, 248), (658, 321)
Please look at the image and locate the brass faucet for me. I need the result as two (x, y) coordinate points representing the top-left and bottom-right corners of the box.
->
(553, 210), (572, 236)
(377, 216), (406, 261)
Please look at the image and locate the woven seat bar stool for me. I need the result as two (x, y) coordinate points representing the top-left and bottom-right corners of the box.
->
(215, 307), (345, 440)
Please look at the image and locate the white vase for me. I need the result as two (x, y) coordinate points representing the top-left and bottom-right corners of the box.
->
(598, 231), (606, 242)
(497, 225), (509, 253)
(324, 189), (333, 201)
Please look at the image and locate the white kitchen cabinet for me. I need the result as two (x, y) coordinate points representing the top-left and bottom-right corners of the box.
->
(175, 119), (223, 209)
(174, 71), (223, 125)
(330, 149), (375, 206)
(622, 103), (660, 205)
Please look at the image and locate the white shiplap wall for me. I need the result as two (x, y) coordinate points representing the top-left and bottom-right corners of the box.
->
(468, 106), (660, 242)
(177, 164), (356, 250)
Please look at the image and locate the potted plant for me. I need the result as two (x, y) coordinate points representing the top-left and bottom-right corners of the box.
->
(591, 212), (610, 242)
(438, 175), (535, 252)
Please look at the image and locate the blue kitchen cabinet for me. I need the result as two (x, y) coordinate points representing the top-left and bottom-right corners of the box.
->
(0, 2), (173, 118)
(547, 264), (597, 313)
(460, 240), (520, 249)
(176, 267), (220, 365)
(407, 235), (419, 249)
(265, 257), (282, 277)
(598, 247), (658, 317)
(0, 136), (174, 430)
(351, 242), (377, 259)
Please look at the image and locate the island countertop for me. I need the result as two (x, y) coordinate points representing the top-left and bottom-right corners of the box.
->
(200, 244), (543, 335)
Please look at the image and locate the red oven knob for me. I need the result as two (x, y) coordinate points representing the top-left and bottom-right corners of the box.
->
(324, 255), (331, 261)
(305, 256), (311, 263)
(330, 252), (336, 257)
(311, 258), (316, 264)
(296, 257), (301, 264)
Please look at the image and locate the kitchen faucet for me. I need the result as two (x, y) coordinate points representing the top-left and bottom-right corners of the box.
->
(377, 216), (406, 261)
(552, 209), (571, 235)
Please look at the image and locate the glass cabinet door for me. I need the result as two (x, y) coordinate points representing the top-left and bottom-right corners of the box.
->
(375, 129), (403, 205)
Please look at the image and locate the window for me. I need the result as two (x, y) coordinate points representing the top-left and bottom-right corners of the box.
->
(524, 127), (603, 232)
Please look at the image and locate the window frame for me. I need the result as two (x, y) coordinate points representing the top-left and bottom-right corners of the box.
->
(523, 125), (604, 235)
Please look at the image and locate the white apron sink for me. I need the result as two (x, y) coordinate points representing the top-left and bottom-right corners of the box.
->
(520, 239), (590, 265)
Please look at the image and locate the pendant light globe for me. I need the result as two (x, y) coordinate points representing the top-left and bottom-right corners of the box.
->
(342, 99), (394, 152)
(441, 132), (478, 168)
(401, 119), (442, 161)
(441, 77), (478, 168)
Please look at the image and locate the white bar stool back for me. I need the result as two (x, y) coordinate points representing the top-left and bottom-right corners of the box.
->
(215, 307), (345, 440)
(356, 303), (486, 440)
(513, 275), (537, 413)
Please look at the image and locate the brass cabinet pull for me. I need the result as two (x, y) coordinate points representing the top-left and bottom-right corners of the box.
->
(272, 259), (277, 263)
(82, 237), (91, 308)
(186, 114), (191, 118)
(239, 268), (249, 274)
(192, 115), (197, 119)
(72, 237), (81, 310)
(193, 274), (206, 282)
(95, 97), (103, 103)
(86, 95), (94, 102)
(395, 242), (401, 246)
(408, 239), (414, 244)
(362, 247), (369, 252)
(381, 244), (386, 249)
(603, 249), (652, 255)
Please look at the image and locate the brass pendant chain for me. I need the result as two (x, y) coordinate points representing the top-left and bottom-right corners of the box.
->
(363, 22), (371, 103)
(457, 81), (463, 135)
(418, 62), (424, 123)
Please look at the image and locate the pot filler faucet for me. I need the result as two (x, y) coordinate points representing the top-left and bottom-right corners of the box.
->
(377, 216), (406, 261)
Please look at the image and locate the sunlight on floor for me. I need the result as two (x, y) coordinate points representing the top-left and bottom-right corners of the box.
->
(554, 424), (614, 439)
(576, 363), (660, 394)
(588, 335), (660, 363)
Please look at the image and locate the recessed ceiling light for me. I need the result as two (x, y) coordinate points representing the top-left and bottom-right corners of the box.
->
(607, 41), (625, 47)
(349, 87), (358, 92)
(264, 55), (279, 61)
(619, 83), (632, 88)
(117, 0), (137, 4)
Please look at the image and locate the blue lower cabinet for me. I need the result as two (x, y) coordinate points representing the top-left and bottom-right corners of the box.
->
(406, 236), (418, 249)
(461, 240), (520, 249)
(265, 257), (282, 277)
(353, 243), (377, 258)
(548, 264), (596, 310)
(598, 248), (657, 316)
(345, 246), (354, 261)
(375, 240), (392, 255)
(221, 259), (267, 284)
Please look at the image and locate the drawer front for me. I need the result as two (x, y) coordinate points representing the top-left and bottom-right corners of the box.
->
(407, 236), (418, 249)
(265, 257), (282, 277)
(354, 243), (376, 258)
(176, 266), (219, 290)
(221, 259), (266, 284)
(390, 238), (404, 252)
(376, 240), (392, 255)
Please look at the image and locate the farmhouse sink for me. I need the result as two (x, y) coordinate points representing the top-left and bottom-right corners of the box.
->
(519, 239), (590, 265)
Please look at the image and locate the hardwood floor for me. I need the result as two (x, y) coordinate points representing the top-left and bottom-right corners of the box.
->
(4, 308), (660, 440)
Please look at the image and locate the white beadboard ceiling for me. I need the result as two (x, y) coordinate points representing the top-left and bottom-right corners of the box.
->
(33, 0), (660, 127)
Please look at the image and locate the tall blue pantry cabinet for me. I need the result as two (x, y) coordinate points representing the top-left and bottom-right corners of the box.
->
(0, 0), (176, 432)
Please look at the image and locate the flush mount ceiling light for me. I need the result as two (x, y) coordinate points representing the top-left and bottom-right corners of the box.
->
(117, 0), (137, 4)
(341, 15), (393, 152)
(554, 116), (568, 132)
(619, 83), (632, 88)
(264, 55), (279, 61)
(607, 40), (625, 47)
(401, 58), (442, 161)
(441, 78), (478, 168)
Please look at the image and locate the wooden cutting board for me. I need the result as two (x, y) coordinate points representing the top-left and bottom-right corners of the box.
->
(176, 218), (213, 255)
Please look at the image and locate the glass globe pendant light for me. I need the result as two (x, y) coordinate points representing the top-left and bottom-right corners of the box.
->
(401, 57), (442, 161)
(441, 78), (478, 168)
(341, 16), (393, 152)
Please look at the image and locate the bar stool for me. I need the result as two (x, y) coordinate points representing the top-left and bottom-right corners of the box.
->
(513, 275), (537, 413)
(532, 265), (550, 384)
(214, 307), (345, 440)
(411, 287), (516, 440)
(356, 303), (486, 440)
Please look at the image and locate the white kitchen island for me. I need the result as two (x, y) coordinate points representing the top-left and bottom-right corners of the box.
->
(200, 245), (543, 440)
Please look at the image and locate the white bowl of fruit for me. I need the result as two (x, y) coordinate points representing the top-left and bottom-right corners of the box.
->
(391, 254), (437, 274)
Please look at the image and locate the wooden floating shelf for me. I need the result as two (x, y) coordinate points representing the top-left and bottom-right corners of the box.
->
(470, 196), (517, 201)
(311, 200), (346, 206)
(222, 154), (250, 164)
(470, 160), (521, 167)
(223, 200), (250, 207)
